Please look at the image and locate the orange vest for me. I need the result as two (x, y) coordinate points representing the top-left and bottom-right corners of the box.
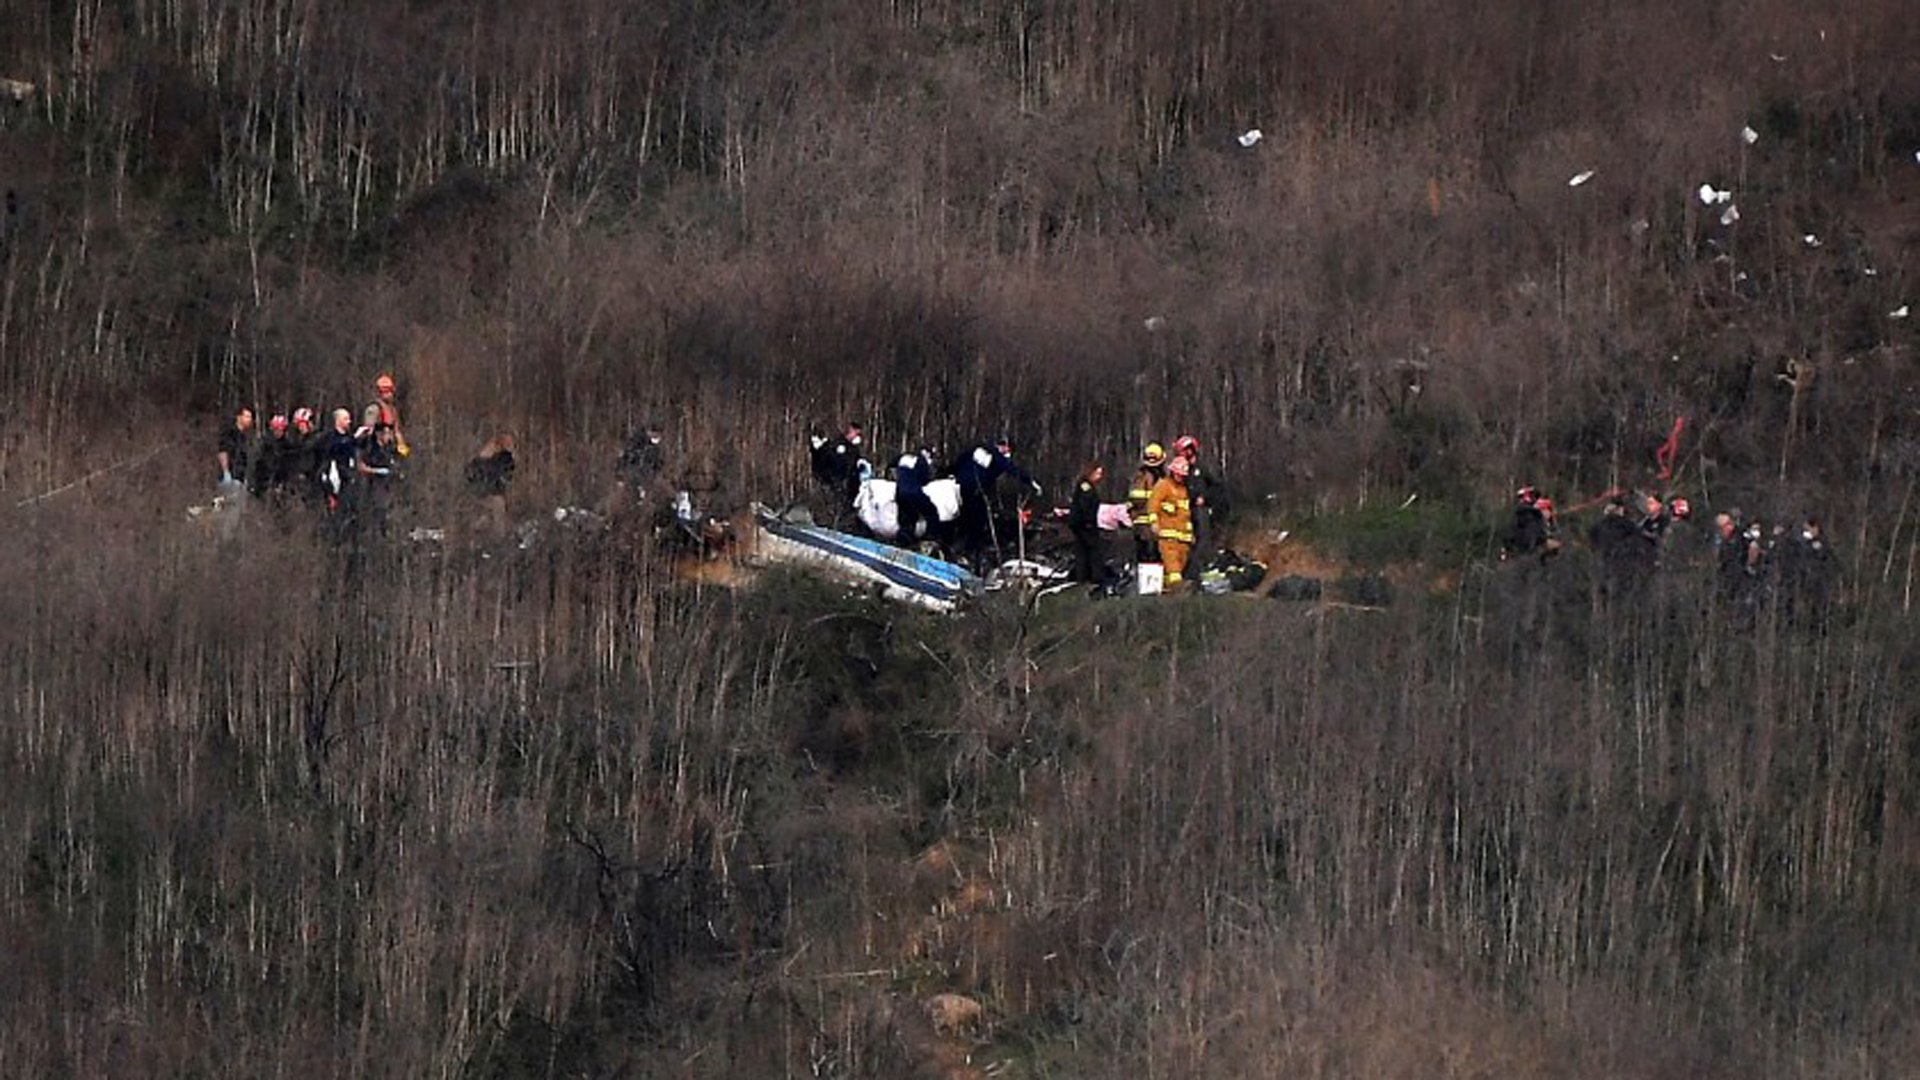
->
(1149, 475), (1192, 543)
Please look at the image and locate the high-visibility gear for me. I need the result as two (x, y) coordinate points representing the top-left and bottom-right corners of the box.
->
(1129, 465), (1163, 526)
(1141, 442), (1167, 467)
(1159, 538), (1191, 584)
(1149, 474), (1193, 544)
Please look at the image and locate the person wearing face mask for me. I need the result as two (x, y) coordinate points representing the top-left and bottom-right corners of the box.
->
(1776, 514), (1837, 626)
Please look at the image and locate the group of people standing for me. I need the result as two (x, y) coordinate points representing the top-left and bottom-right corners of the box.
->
(1120, 436), (1222, 591)
(810, 423), (1228, 592)
(212, 373), (412, 537)
(1503, 484), (1838, 620)
(810, 424), (1044, 564)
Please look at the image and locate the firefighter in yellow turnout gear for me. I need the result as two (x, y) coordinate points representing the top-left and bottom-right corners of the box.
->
(1150, 455), (1195, 588)
(1129, 442), (1167, 566)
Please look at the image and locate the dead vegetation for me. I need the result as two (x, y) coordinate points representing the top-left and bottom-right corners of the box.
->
(2, 1), (1919, 1076)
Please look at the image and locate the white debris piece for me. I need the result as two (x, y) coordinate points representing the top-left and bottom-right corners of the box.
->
(1802, 234), (1821, 248)
(1742, 126), (1759, 145)
(1865, 267), (1879, 277)
(1720, 205), (1740, 226)
(1769, 53), (1787, 63)
(1237, 129), (1263, 148)
(1568, 170), (1595, 187)
(0, 78), (33, 102)
(1698, 184), (1733, 206)
(1892, 305), (1911, 319)
(1143, 315), (1167, 332)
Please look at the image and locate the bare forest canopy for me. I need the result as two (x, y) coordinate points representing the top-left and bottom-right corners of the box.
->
(0, 0), (1917, 511)
(3, 3), (1920, 1078)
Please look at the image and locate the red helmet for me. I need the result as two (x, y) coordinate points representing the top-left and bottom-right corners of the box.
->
(1670, 497), (1692, 519)
(1534, 497), (1554, 514)
(1173, 435), (1200, 458)
(1516, 486), (1538, 505)
(269, 414), (289, 434)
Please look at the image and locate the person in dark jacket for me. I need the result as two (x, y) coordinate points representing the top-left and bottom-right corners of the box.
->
(808, 422), (865, 524)
(285, 407), (324, 508)
(216, 406), (257, 494)
(256, 414), (292, 498)
(617, 423), (665, 491)
(1776, 514), (1836, 626)
(1503, 487), (1550, 560)
(892, 444), (937, 547)
(466, 434), (516, 538)
(320, 407), (359, 514)
(1068, 462), (1106, 583)
(951, 437), (1039, 562)
(355, 423), (401, 539)
(1590, 496), (1656, 590)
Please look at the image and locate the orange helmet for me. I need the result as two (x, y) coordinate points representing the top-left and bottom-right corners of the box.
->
(1169, 456), (1192, 478)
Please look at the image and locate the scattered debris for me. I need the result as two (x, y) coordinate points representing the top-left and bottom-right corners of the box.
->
(1630, 218), (1651, 237)
(1864, 266), (1879, 277)
(407, 527), (445, 543)
(1143, 315), (1167, 332)
(1568, 170), (1595, 187)
(1741, 126), (1760, 145)
(552, 506), (605, 528)
(986, 559), (1069, 591)
(1720, 204), (1740, 226)
(1698, 184), (1733, 206)
(1892, 305), (1911, 320)
(1237, 128), (1263, 148)
(1, 78), (33, 102)
(186, 495), (234, 520)
(1802, 234), (1821, 248)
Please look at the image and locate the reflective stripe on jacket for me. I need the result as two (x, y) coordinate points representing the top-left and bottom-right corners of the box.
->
(1149, 476), (1193, 543)
(1129, 466), (1162, 526)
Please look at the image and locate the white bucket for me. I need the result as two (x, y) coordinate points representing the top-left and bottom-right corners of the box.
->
(1136, 562), (1164, 596)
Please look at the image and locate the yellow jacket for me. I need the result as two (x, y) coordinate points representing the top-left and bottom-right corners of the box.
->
(1149, 475), (1193, 543)
(1129, 466), (1162, 527)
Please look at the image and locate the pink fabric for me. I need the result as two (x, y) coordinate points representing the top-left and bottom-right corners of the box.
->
(1098, 503), (1132, 531)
